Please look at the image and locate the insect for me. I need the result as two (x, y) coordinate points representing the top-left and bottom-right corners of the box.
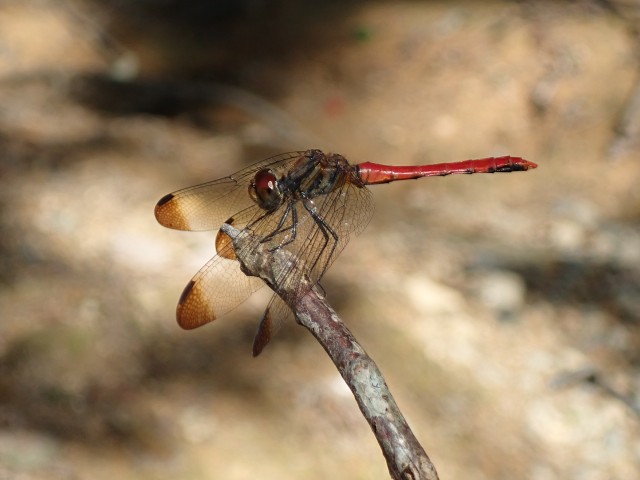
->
(155, 149), (537, 355)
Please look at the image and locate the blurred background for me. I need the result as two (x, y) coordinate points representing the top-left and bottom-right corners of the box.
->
(1, 0), (639, 478)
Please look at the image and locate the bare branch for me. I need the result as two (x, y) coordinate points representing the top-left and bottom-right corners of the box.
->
(222, 223), (439, 480)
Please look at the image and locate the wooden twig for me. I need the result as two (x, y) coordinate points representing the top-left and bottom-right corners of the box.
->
(221, 223), (439, 480)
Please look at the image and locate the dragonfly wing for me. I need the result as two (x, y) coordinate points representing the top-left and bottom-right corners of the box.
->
(248, 180), (372, 353)
(177, 253), (264, 329)
(252, 294), (293, 356)
(305, 177), (375, 279)
(176, 205), (277, 329)
(237, 178), (374, 351)
(271, 179), (374, 292)
(155, 151), (305, 231)
(159, 150), (373, 339)
(155, 176), (249, 231)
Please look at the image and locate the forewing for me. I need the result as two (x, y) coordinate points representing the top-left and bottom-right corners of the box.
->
(155, 151), (304, 231)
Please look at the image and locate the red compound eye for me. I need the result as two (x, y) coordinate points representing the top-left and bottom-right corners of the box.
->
(249, 169), (282, 210)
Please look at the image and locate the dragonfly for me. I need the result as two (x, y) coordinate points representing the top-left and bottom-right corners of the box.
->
(155, 149), (537, 355)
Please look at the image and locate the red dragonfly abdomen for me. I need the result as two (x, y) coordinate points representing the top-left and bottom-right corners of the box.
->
(355, 156), (537, 185)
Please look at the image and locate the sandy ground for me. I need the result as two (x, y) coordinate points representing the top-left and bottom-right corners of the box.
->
(1, 1), (639, 479)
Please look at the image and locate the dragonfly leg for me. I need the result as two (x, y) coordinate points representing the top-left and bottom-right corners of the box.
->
(303, 199), (338, 277)
(255, 201), (300, 251)
(266, 203), (299, 252)
(273, 203), (298, 250)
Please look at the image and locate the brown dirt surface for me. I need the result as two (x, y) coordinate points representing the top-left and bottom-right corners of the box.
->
(1, 1), (639, 479)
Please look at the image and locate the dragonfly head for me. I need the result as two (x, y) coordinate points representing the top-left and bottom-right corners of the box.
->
(249, 169), (284, 211)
